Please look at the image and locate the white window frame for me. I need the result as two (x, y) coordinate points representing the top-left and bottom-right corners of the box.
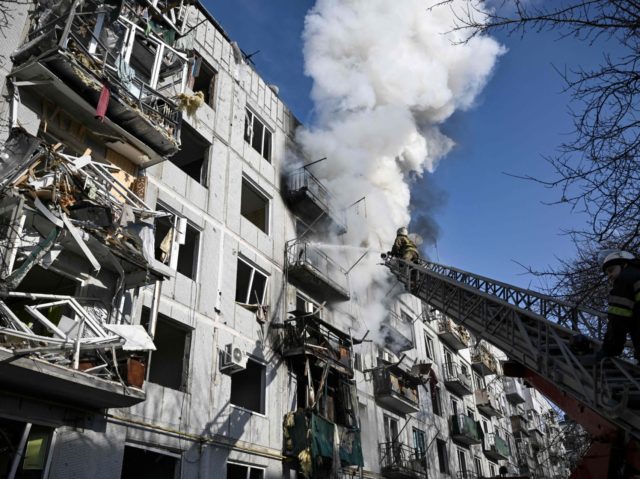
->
(226, 462), (266, 479)
(424, 332), (434, 360)
(244, 108), (272, 162)
(235, 258), (269, 305)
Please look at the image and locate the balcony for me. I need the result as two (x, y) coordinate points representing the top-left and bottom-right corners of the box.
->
(475, 389), (502, 417)
(510, 414), (530, 437)
(443, 362), (473, 397)
(471, 343), (499, 376)
(504, 377), (527, 404)
(285, 168), (347, 235)
(379, 442), (427, 479)
(373, 361), (421, 415)
(436, 317), (469, 350)
(484, 433), (510, 462)
(281, 314), (353, 377)
(450, 414), (483, 446)
(529, 429), (544, 450)
(380, 311), (414, 353)
(11, 0), (189, 160)
(285, 240), (350, 301)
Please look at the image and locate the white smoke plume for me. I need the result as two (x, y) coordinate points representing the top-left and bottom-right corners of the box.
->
(295, 0), (504, 345)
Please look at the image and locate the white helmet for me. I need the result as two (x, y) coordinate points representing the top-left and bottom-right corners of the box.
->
(397, 227), (408, 235)
(601, 251), (635, 272)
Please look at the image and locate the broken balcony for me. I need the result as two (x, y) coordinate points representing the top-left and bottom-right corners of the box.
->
(285, 240), (350, 301)
(380, 311), (414, 353)
(510, 413), (530, 438)
(378, 442), (427, 479)
(504, 377), (527, 405)
(443, 362), (473, 397)
(285, 168), (347, 235)
(0, 293), (155, 409)
(483, 433), (510, 462)
(11, 0), (191, 160)
(436, 317), (469, 351)
(471, 343), (498, 376)
(281, 314), (354, 377)
(475, 388), (502, 417)
(450, 414), (483, 447)
(372, 360), (422, 415)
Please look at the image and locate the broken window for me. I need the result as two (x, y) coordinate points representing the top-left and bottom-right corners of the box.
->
(431, 384), (442, 417)
(424, 333), (435, 360)
(120, 445), (180, 479)
(226, 463), (264, 479)
(154, 207), (199, 280)
(240, 179), (269, 234)
(244, 109), (272, 162)
(230, 358), (266, 414)
(169, 124), (210, 185)
(0, 418), (54, 479)
(176, 223), (199, 280)
(235, 258), (268, 305)
(437, 439), (449, 474)
(141, 308), (191, 391)
(189, 55), (217, 108)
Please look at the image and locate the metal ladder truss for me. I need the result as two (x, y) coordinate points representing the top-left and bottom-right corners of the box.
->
(385, 257), (640, 439)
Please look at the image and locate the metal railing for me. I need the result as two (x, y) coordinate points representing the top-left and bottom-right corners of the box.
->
(287, 168), (346, 227)
(384, 310), (414, 342)
(285, 240), (350, 295)
(378, 442), (426, 477)
(443, 361), (472, 389)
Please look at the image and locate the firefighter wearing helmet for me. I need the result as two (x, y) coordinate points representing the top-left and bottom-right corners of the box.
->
(391, 227), (419, 263)
(598, 250), (640, 362)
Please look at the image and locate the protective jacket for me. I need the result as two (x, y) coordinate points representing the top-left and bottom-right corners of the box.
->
(391, 234), (418, 257)
(607, 263), (640, 321)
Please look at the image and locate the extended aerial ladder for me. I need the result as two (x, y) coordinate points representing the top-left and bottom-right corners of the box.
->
(384, 256), (640, 478)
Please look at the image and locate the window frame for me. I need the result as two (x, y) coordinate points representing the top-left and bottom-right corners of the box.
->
(244, 108), (272, 162)
(235, 257), (269, 305)
(240, 177), (271, 235)
(436, 438), (449, 474)
(424, 332), (434, 360)
(226, 462), (265, 479)
(230, 357), (267, 415)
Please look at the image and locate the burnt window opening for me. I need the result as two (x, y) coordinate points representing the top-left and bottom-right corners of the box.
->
(176, 223), (199, 280)
(120, 445), (180, 479)
(141, 308), (191, 391)
(244, 109), (272, 162)
(226, 463), (264, 479)
(230, 358), (266, 414)
(153, 208), (200, 280)
(169, 124), (210, 185)
(189, 56), (217, 108)
(235, 259), (268, 305)
(437, 439), (449, 474)
(0, 418), (54, 479)
(240, 179), (269, 234)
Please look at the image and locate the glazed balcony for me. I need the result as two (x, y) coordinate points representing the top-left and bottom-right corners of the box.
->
(373, 361), (421, 415)
(475, 388), (502, 417)
(285, 240), (350, 301)
(436, 317), (469, 351)
(471, 343), (499, 376)
(281, 315), (353, 377)
(380, 311), (414, 353)
(504, 377), (527, 404)
(378, 442), (427, 479)
(443, 362), (473, 397)
(285, 168), (347, 235)
(484, 433), (510, 462)
(11, 0), (189, 160)
(450, 414), (483, 447)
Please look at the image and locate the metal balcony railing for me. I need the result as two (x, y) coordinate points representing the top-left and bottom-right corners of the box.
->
(484, 433), (510, 461)
(380, 311), (414, 352)
(378, 442), (427, 478)
(450, 414), (483, 446)
(475, 388), (502, 417)
(504, 377), (527, 404)
(285, 240), (350, 300)
(471, 343), (499, 376)
(436, 316), (469, 350)
(443, 362), (473, 396)
(372, 363), (420, 415)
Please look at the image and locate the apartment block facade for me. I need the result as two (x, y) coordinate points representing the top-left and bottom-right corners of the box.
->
(0, 1), (570, 478)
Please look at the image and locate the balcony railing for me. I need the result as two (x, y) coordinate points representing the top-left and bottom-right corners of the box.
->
(510, 413), (530, 437)
(286, 168), (347, 235)
(475, 388), (502, 417)
(379, 442), (427, 478)
(373, 361), (420, 415)
(484, 433), (510, 462)
(450, 414), (483, 446)
(504, 377), (527, 404)
(443, 362), (473, 396)
(285, 240), (350, 301)
(471, 343), (499, 376)
(380, 311), (414, 353)
(436, 317), (469, 350)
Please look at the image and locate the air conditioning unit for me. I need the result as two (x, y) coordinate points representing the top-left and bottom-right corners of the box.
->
(220, 343), (247, 374)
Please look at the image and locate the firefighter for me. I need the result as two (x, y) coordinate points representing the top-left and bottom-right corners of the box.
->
(391, 227), (419, 263)
(598, 251), (640, 362)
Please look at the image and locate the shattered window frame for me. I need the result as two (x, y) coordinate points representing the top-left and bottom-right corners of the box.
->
(243, 109), (272, 163)
(234, 258), (268, 305)
(424, 332), (435, 360)
(189, 54), (217, 109)
(153, 204), (199, 280)
(226, 462), (265, 479)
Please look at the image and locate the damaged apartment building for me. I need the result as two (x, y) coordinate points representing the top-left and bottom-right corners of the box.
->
(0, 1), (570, 478)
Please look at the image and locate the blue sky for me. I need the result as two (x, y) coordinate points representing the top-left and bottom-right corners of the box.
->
(207, 1), (605, 290)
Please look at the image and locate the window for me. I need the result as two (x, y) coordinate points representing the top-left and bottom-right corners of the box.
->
(142, 308), (192, 391)
(354, 352), (363, 372)
(226, 463), (264, 479)
(436, 439), (449, 474)
(413, 428), (426, 459)
(451, 397), (459, 417)
(424, 332), (434, 360)
(431, 384), (442, 416)
(244, 109), (272, 162)
(474, 456), (483, 477)
(241, 179), (269, 233)
(457, 449), (468, 477)
(235, 259), (268, 304)
(0, 418), (54, 479)
(474, 373), (484, 390)
(482, 419), (489, 434)
(489, 463), (497, 477)
(230, 358), (266, 414)
(154, 209), (200, 280)
(189, 55), (217, 108)
(121, 445), (180, 479)
(383, 415), (399, 443)
(170, 124), (209, 185)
